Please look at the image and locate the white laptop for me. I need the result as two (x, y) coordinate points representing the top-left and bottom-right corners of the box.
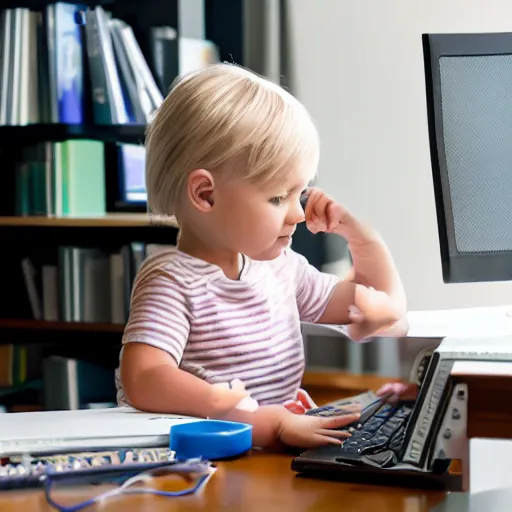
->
(0, 406), (200, 456)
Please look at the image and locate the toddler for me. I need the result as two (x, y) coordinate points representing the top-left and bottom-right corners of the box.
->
(116, 63), (409, 450)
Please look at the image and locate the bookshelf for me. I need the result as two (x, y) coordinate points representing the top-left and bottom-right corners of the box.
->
(4, 1), (116, 7)
(0, 319), (125, 351)
(0, 213), (178, 228)
(0, 0), (244, 412)
(0, 319), (124, 333)
(0, 123), (146, 145)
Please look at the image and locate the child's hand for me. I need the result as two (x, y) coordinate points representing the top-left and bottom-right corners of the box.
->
(303, 187), (346, 235)
(283, 388), (318, 414)
(376, 382), (419, 403)
(283, 389), (363, 416)
(277, 409), (361, 448)
(346, 285), (403, 341)
(303, 187), (376, 242)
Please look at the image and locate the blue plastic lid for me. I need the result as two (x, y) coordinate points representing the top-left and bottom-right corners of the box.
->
(169, 420), (252, 460)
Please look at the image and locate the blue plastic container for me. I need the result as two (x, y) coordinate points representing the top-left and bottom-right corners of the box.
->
(169, 420), (252, 460)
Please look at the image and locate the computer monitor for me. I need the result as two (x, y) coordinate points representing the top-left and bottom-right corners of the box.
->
(423, 32), (512, 284)
(117, 143), (147, 205)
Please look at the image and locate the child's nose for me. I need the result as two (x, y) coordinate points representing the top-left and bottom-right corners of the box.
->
(288, 200), (306, 225)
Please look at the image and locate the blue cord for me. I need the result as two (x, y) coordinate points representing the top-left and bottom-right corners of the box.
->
(43, 472), (211, 512)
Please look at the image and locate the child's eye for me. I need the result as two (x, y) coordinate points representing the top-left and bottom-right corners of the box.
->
(269, 196), (284, 206)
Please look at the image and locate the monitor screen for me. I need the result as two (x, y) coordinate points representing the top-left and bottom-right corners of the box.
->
(438, 54), (512, 255)
(118, 143), (147, 203)
(423, 32), (512, 283)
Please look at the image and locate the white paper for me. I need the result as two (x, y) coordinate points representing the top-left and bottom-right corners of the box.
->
(452, 360), (512, 376)
(302, 305), (512, 341)
(406, 305), (512, 338)
(470, 439), (512, 494)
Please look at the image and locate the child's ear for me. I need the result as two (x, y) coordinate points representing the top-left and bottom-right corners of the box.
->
(187, 169), (215, 212)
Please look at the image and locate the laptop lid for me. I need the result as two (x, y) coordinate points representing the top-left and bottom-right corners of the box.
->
(0, 407), (199, 456)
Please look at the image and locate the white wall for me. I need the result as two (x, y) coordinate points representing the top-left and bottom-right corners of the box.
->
(286, 0), (512, 311)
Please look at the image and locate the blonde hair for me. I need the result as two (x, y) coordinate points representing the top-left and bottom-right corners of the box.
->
(145, 63), (319, 219)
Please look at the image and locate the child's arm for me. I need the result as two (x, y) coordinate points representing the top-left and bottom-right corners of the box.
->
(338, 266), (410, 339)
(121, 343), (360, 449)
(121, 343), (249, 417)
(119, 268), (252, 420)
(302, 188), (408, 340)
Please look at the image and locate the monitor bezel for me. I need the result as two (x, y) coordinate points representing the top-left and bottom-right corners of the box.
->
(422, 32), (512, 283)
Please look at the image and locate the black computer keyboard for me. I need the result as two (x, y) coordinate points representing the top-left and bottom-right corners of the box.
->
(306, 393), (414, 469)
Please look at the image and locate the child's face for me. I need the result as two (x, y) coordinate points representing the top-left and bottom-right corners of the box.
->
(213, 164), (313, 260)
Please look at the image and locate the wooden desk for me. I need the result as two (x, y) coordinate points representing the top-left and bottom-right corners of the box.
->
(452, 360), (512, 439)
(4, 364), (512, 508)
(1, 371), (438, 512)
(0, 451), (448, 512)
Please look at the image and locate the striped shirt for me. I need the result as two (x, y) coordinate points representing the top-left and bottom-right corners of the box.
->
(115, 247), (338, 407)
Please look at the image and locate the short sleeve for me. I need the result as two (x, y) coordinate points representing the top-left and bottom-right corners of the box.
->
(122, 267), (192, 366)
(288, 249), (339, 323)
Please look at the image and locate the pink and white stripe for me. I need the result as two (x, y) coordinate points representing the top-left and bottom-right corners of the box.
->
(116, 246), (338, 406)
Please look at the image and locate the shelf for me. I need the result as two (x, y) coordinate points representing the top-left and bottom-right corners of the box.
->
(0, 319), (125, 333)
(0, 319), (125, 346)
(0, 213), (179, 228)
(3, 0), (116, 9)
(0, 123), (146, 146)
(0, 213), (180, 246)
